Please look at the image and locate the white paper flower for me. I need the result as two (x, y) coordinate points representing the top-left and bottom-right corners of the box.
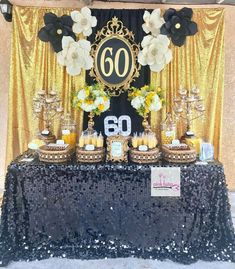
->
(57, 36), (93, 76)
(142, 9), (165, 37)
(77, 89), (87, 101)
(149, 94), (162, 111)
(71, 7), (97, 37)
(131, 96), (145, 110)
(138, 34), (172, 73)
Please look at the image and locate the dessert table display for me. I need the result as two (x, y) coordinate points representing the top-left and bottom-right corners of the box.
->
(1, 3), (233, 267)
(0, 152), (235, 266)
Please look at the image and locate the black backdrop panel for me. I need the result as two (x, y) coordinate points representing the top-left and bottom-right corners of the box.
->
(83, 9), (150, 135)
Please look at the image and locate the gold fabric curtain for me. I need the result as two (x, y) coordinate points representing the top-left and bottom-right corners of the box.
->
(6, 6), (85, 165)
(150, 8), (224, 160)
(6, 6), (224, 164)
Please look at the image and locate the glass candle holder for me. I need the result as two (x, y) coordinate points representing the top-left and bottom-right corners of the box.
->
(61, 114), (77, 147)
(161, 113), (176, 145)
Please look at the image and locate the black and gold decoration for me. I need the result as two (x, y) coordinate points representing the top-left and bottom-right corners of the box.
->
(38, 12), (76, 53)
(84, 9), (150, 135)
(106, 135), (129, 162)
(160, 7), (198, 47)
(90, 17), (141, 96)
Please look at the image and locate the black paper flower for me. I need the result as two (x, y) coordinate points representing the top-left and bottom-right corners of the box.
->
(38, 12), (76, 53)
(160, 7), (198, 47)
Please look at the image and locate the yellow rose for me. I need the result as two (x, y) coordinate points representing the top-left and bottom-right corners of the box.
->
(98, 104), (105, 111)
(86, 99), (94, 105)
(144, 108), (150, 114)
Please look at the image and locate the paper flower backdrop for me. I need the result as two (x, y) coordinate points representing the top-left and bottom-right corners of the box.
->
(38, 7), (97, 76)
(160, 7), (198, 47)
(57, 36), (93, 76)
(138, 9), (172, 73)
(142, 9), (165, 37)
(71, 7), (97, 36)
(138, 35), (172, 73)
(38, 13), (76, 53)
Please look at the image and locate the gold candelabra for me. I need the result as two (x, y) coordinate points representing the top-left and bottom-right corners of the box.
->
(33, 90), (63, 142)
(173, 86), (205, 136)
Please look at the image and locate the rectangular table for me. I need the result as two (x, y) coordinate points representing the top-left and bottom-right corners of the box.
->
(0, 152), (235, 266)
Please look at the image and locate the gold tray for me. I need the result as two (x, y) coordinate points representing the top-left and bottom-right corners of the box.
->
(162, 145), (197, 163)
(76, 147), (105, 163)
(38, 145), (73, 163)
(129, 147), (160, 164)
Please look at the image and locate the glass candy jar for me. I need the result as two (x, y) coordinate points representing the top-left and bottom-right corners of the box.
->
(61, 114), (77, 147)
(161, 113), (176, 145)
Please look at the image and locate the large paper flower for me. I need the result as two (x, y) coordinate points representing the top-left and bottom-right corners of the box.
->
(138, 35), (172, 72)
(160, 7), (198, 47)
(142, 9), (165, 37)
(38, 12), (76, 53)
(57, 36), (93, 76)
(71, 7), (97, 37)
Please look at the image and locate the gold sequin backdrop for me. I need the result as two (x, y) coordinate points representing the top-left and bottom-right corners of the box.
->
(151, 8), (224, 160)
(6, 6), (224, 164)
(7, 6), (85, 164)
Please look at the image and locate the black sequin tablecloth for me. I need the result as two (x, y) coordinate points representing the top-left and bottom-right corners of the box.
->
(0, 152), (235, 266)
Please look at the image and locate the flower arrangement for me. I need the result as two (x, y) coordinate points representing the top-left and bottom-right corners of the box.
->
(73, 84), (110, 115)
(128, 85), (164, 117)
(128, 85), (164, 132)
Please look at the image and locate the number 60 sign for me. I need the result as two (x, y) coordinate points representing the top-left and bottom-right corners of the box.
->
(104, 115), (131, 137)
(90, 17), (140, 96)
